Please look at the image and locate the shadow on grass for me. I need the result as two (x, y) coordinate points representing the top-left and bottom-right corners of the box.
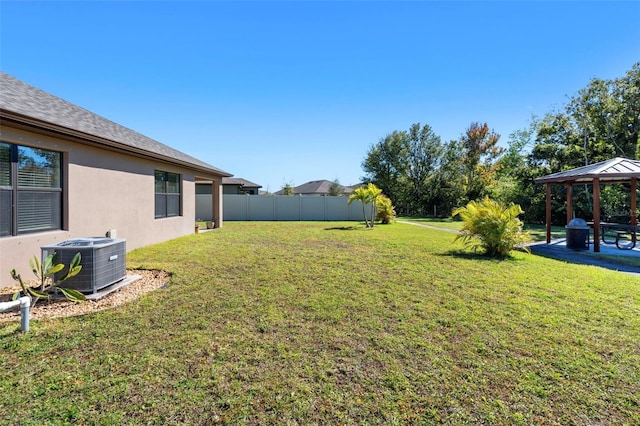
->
(324, 225), (360, 231)
(399, 216), (460, 223)
(439, 249), (522, 263)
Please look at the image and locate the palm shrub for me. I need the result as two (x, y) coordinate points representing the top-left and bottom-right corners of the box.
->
(375, 194), (396, 224)
(348, 186), (371, 227)
(348, 183), (382, 228)
(367, 183), (383, 227)
(452, 197), (530, 257)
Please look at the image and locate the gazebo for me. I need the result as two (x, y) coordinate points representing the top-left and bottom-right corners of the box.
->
(534, 157), (640, 252)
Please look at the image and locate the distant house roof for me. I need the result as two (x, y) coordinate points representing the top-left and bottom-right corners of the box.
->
(275, 179), (359, 195)
(294, 180), (335, 194)
(222, 177), (262, 189)
(0, 72), (232, 177)
(534, 157), (640, 184)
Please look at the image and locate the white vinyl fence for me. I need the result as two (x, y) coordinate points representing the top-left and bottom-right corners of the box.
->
(197, 194), (372, 222)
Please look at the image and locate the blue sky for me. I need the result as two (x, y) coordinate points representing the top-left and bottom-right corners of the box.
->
(1, 1), (639, 193)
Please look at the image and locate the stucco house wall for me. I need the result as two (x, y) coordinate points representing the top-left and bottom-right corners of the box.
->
(0, 73), (230, 288)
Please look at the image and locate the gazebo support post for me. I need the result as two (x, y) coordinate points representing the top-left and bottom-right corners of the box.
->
(566, 182), (573, 224)
(593, 178), (600, 252)
(632, 178), (637, 245)
(545, 183), (552, 244)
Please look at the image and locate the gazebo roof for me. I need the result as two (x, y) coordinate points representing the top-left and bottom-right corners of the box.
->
(534, 157), (640, 184)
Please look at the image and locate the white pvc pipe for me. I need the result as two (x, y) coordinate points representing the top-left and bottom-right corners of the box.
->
(0, 299), (20, 312)
(0, 296), (31, 332)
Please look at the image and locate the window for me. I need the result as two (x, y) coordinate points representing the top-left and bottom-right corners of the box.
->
(1, 142), (62, 236)
(155, 170), (181, 218)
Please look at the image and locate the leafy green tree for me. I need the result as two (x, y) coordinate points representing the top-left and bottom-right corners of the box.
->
(357, 64), (638, 225)
(328, 179), (344, 196)
(493, 118), (547, 223)
(362, 123), (446, 216)
(617, 63), (640, 157)
(429, 140), (466, 216)
(361, 131), (409, 213)
(405, 123), (444, 215)
(498, 117), (539, 178)
(281, 182), (295, 196)
(568, 62), (640, 161)
(460, 122), (504, 201)
(531, 111), (583, 172)
(532, 62), (640, 171)
(453, 197), (530, 257)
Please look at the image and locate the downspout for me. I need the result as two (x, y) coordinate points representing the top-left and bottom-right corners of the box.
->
(0, 296), (31, 332)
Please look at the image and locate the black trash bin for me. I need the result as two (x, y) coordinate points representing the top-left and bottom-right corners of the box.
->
(565, 218), (590, 251)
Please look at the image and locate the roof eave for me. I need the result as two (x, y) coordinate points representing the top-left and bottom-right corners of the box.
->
(1, 109), (233, 178)
(535, 173), (640, 184)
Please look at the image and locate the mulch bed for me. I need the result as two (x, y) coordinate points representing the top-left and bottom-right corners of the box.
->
(0, 269), (170, 323)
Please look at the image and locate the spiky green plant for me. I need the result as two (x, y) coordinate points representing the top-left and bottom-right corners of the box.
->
(452, 197), (531, 257)
(11, 251), (85, 306)
(375, 194), (396, 224)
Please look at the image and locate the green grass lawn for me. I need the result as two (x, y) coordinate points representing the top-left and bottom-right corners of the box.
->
(2, 222), (639, 424)
(399, 217), (640, 268)
(397, 216), (567, 242)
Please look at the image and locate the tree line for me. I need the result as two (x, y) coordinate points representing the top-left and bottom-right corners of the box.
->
(361, 62), (640, 224)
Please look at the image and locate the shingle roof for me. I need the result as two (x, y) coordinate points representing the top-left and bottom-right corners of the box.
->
(294, 180), (335, 194)
(0, 72), (232, 177)
(274, 180), (359, 195)
(222, 177), (261, 188)
(534, 157), (640, 184)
